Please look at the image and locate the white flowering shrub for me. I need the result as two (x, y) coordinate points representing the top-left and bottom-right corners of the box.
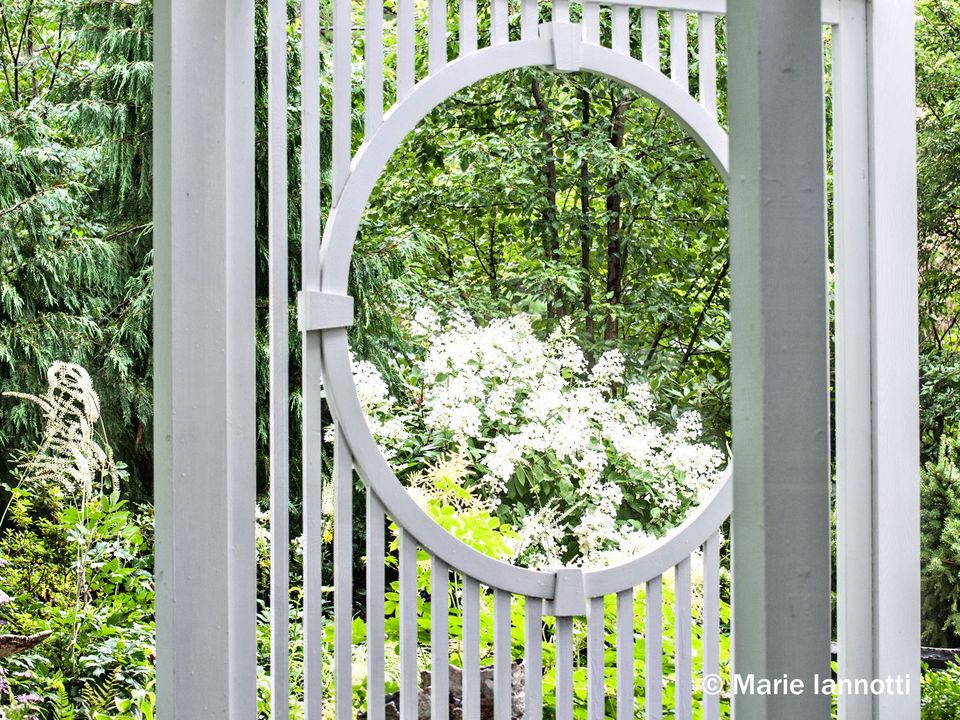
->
(351, 307), (725, 568)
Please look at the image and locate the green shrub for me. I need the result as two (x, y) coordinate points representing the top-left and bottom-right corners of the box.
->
(921, 430), (960, 646)
(923, 660), (960, 720)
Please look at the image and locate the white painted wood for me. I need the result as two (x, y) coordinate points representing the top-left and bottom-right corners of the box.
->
(670, 11), (688, 90)
(153, 0), (256, 715)
(491, 0), (509, 45)
(521, 0), (539, 40)
(644, 577), (662, 720)
(728, 1), (832, 717)
(524, 598), (543, 720)
(493, 590), (512, 720)
(552, 0), (570, 23)
(611, 6), (630, 55)
(400, 531), (419, 720)
(268, 0), (290, 716)
(832, 3), (874, 719)
(429, 0), (447, 74)
(609, 0), (723, 9)
(583, 3), (601, 45)
(297, 291), (355, 331)
(697, 13), (716, 116)
(462, 577), (481, 720)
(674, 559), (692, 719)
(300, 0), (324, 715)
(431, 558), (450, 720)
(703, 534), (720, 720)
(587, 596), (605, 719)
(601, 0), (841, 24)
(641, 8), (659, 67)
(555, 617), (574, 720)
(367, 494), (386, 720)
(460, 0), (478, 54)
(397, 0), (415, 98)
(332, 0), (351, 202)
(867, 1), (921, 717)
(615, 590), (633, 720)
(334, 429), (354, 720)
(365, 0), (385, 135)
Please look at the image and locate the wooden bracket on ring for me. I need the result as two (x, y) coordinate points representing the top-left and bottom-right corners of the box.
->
(297, 291), (355, 331)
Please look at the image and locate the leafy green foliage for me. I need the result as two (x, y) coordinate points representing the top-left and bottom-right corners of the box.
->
(922, 660), (960, 720)
(360, 52), (732, 444)
(921, 429), (960, 646)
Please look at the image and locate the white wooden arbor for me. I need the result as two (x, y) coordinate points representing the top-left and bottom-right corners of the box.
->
(153, 0), (919, 718)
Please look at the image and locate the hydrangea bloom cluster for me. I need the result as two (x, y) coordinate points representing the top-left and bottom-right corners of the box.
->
(351, 307), (725, 568)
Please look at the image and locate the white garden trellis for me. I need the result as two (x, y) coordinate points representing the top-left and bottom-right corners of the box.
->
(153, 0), (919, 719)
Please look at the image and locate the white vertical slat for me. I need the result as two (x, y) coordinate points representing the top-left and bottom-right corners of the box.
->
(868, 2), (921, 717)
(429, 0), (447, 74)
(555, 617), (574, 720)
(697, 13), (717, 116)
(493, 590), (512, 720)
(582, 2), (601, 45)
(268, 0), (289, 715)
(432, 558), (450, 720)
(332, 0), (351, 201)
(552, 0), (569, 23)
(612, 6), (630, 55)
(367, 494), (386, 720)
(334, 429), (354, 720)
(400, 531), (419, 720)
(460, 0), (478, 55)
(462, 577), (481, 720)
(365, 0), (384, 136)
(670, 11), (688, 90)
(521, 0), (538, 40)
(300, 0), (323, 715)
(674, 559), (692, 719)
(491, 0), (509, 45)
(641, 8), (659, 67)
(645, 576), (662, 720)
(703, 534), (721, 720)
(833, 4), (875, 720)
(587, 596), (605, 720)
(397, 0), (415, 99)
(524, 598), (543, 720)
(615, 590), (634, 720)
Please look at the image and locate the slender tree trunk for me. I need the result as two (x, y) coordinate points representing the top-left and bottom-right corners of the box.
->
(488, 217), (498, 292)
(680, 258), (729, 368)
(604, 93), (628, 341)
(579, 87), (594, 338)
(531, 79), (560, 318)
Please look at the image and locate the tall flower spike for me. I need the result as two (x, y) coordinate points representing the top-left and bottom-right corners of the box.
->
(4, 362), (117, 501)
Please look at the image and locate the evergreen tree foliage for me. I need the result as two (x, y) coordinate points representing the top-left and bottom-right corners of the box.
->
(921, 429), (960, 646)
(0, 1), (152, 495)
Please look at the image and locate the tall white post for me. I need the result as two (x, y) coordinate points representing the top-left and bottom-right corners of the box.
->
(728, 1), (832, 718)
(153, 0), (257, 717)
(833, 2), (875, 719)
(868, 1), (921, 717)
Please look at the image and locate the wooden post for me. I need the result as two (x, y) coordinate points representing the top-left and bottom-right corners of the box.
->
(153, 0), (257, 717)
(728, 1), (832, 718)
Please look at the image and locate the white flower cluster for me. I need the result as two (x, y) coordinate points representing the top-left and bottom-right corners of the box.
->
(351, 308), (726, 569)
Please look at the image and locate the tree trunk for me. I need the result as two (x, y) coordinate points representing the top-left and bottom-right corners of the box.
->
(604, 93), (628, 341)
(580, 87), (594, 338)
(531, 79), (560, 319)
